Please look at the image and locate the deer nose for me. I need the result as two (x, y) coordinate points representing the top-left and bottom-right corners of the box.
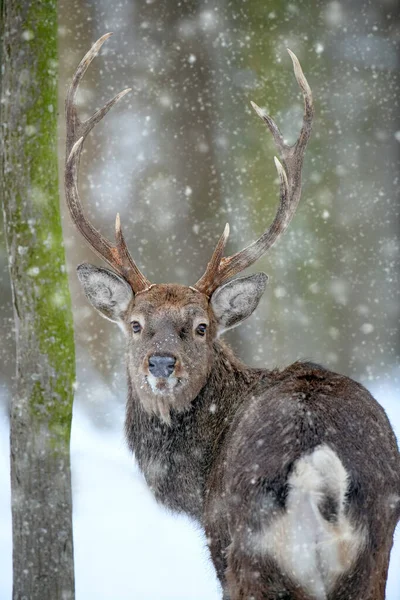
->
(148, 355), (176, 378)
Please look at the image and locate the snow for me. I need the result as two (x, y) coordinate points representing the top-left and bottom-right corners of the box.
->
(71, 407), (220, 600)
(0, 376), (399, 599)
(0, 391), (220, 600)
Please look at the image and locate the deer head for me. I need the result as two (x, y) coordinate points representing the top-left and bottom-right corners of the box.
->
(65, 33), (313, 423)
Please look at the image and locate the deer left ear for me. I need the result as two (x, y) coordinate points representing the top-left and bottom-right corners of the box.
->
(77, 263), (134, 323)
(211, 273), (268, 334)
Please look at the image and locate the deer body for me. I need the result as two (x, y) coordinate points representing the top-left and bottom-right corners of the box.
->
(65, 36), (400, 599)
(124, 333), (400, 599)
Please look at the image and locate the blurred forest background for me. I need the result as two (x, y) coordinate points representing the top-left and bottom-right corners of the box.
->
(0, 0), (399, 597)
(1, 0), (399, 412)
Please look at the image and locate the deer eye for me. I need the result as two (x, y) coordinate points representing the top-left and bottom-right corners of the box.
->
(196, 323), (207, 337)
(131, 321), (142, 334)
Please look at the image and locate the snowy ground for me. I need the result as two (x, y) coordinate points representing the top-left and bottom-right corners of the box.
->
(0, 376), (399, 600)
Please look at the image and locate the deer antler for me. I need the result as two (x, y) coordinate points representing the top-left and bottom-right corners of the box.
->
(65, 33), (151, 292)
(195, 49), (314, 296)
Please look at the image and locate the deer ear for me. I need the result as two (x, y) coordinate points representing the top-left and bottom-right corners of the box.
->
(77, 263), (134, 323)
(211, 273), (268, 334)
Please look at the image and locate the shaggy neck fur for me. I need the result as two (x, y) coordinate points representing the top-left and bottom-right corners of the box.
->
(124, 340), (269, 520)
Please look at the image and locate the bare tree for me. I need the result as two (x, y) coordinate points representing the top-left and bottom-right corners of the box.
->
(0, 1), (75, 598)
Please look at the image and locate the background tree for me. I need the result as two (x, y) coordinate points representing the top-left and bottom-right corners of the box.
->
(0, 1), (75, 598)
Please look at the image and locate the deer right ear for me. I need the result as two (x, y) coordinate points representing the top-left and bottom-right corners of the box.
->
(211, 272), (268, 334)
(77, 263), (134, 323)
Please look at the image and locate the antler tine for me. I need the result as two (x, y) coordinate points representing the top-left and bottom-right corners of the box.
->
(115, 214), (151, 290)
(193, 224), (230, 296)
(65, 32), (113, 157)
(194, 50), (314, 295)
(65, 34), (151, 292)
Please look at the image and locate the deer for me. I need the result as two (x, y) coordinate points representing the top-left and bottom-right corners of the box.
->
(65, 34), (400, 600)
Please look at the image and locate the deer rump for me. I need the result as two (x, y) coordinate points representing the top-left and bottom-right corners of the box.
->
(204, 364), (399, 600)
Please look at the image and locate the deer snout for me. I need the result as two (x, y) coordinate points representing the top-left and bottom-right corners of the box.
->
(148, 355), (176, 378)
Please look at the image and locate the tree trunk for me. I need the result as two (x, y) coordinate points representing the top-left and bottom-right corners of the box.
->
(0, 1), (76, 599)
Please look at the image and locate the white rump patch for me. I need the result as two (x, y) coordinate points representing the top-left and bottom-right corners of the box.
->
(259, 444), (365, 599)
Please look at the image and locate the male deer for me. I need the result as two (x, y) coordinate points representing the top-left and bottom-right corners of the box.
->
(65, 34), (400, 600)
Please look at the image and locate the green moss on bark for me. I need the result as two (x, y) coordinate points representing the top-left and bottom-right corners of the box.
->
(2, 0), (75, 449)
(0, 0), (75, 600)
(1, 1), (76, 596)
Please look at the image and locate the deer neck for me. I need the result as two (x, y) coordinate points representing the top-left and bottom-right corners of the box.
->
(125, 340), (267, 520)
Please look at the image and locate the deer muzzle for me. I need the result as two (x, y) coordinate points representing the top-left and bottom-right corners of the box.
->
(148, 355), (176, 379)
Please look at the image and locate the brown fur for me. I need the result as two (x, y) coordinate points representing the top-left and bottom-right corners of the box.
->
(123, 285), (216, 422)
(70, 37), (400, 599)
(119, 285), (400, 600)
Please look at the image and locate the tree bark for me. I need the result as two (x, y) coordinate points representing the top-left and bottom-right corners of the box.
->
(0, 1), (76, 599)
